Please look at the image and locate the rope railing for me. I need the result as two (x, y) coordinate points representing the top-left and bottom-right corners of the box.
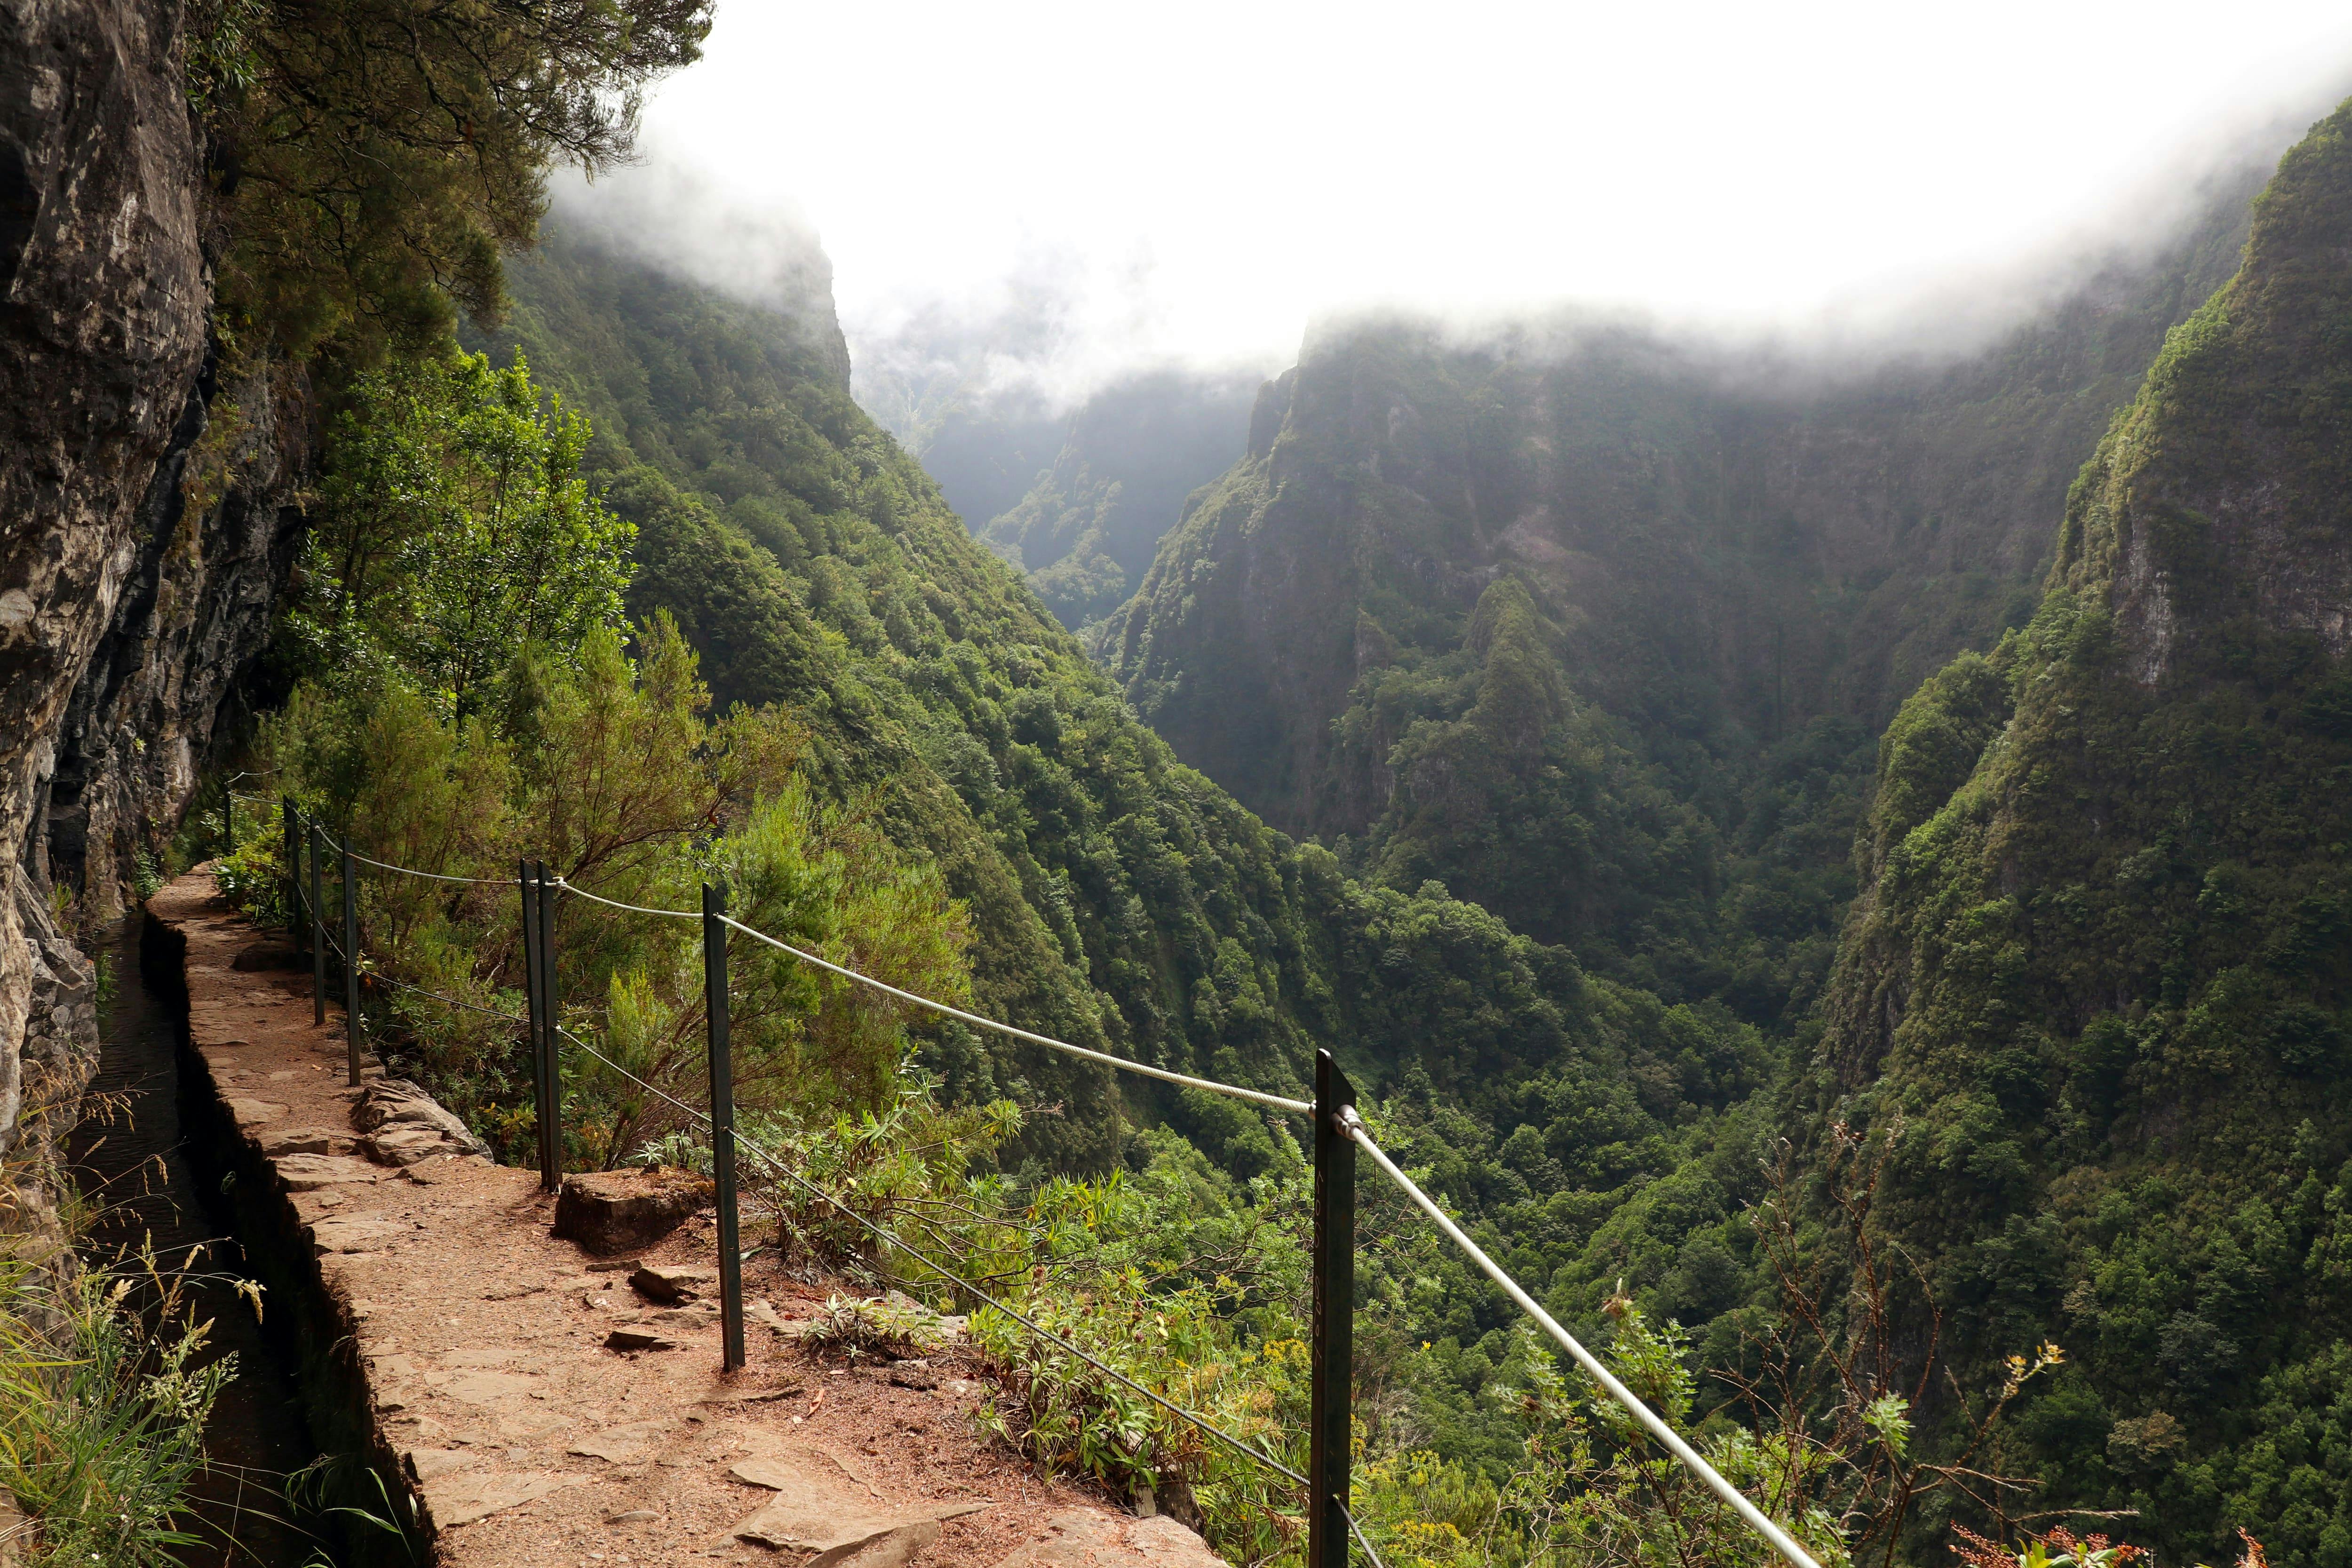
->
(549, 878), (701, 921)
(717, 913), (1313, 1116)
(344, 849), (517, 887)
(547, 1020), (1389, 1567)
(260, 796), (1818, 1568)
(1343, 1110), (1821, 1568)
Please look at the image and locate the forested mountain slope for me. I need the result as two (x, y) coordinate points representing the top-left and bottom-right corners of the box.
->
(1812, 100), (2352, 1563)
(974, 371), (1254, 629)
(1104, 166), (2267, 1027)
(856, 345), (1255, 631)
(473, 224), (1747, 1184)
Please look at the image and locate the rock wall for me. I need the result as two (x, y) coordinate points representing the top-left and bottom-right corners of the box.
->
(0, 0), (302, 1194)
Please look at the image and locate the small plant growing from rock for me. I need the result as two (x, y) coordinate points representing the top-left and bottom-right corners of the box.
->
(800, 1294), (944, 1364)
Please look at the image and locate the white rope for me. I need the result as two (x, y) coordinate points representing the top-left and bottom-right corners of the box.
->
(717, 914), (1312, 1116)
(1343, 1110), (1821, 1568)
(548, 877), (701, 920)
(345, 849), (518, 886)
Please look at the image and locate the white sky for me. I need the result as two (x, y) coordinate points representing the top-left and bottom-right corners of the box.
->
(622, 0), (2352, 395)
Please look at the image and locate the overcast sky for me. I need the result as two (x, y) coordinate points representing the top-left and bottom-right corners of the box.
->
(614, 0), (2352, 397)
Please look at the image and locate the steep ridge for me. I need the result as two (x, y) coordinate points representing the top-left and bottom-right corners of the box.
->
(1103, 166), (2266, 1022)
(972, 372), (1255, 630)
(476, 224), (1739, 1180)
(1816, 102), (2352, 1560)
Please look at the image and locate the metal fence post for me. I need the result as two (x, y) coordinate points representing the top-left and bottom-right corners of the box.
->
(532, 860), (561, 1192)
(1310, 1048), (1357, 1568)
(702, 883), (745, 1372)
(519, 860), (544, 1182)
(341, 838), (362, 1086)
(284, 798), (301, 951)
(223, 784), (235, 860)
(309, 820), (326, 1026)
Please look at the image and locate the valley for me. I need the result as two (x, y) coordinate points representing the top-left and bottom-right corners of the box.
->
(4, 3), (2352, 1565)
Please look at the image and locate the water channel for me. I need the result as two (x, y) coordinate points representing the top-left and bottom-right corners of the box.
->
(65, 915), (322, 1566)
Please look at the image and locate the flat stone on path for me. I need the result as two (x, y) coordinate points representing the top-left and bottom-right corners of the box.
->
(566, 1420), (671, 1463)
(275, 1153), (384, 1191)
(987, 1511), (1226, 1568)
(405, 1448), (478, 1482)
(257, 1126), (353, 1156)
(444, 1370), (538, 1405)
(810, 1518), (942, 1568)
(728, 1449), (986, 1553)
(227, 1097), (289, 1125)
(421, 1469), (583, 1528)
(309, 1214), (409, 1254)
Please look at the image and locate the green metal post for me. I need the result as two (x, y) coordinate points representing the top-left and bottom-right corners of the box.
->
(341, 840), (362, 1086)
(284, 798), (301, 950)
(703, 883), (745, 1372)
(309, 820), (326, 1026)
(1310, 1049), (1358, 1568)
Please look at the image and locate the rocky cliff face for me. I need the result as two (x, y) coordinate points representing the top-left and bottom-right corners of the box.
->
(0, 0), (302, 1191)
(1093, 169), (2266, 1012)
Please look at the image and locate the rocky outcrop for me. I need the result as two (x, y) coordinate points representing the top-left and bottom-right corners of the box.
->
(0, 0), (303, 1204)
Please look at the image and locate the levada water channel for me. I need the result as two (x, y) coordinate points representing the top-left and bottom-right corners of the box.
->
(64, 914), (324, 1566)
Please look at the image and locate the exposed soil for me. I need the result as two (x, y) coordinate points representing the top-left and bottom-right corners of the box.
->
(150, 873), (1210, 1568)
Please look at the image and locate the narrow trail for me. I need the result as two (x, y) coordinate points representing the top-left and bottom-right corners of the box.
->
(150, 871), (1221, 1568)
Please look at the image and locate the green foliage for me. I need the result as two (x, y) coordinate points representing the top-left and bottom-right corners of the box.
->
(0, 1247), (237, 1567)
(478, 227), (1716, 1181)
(1351, 1312), (1848, 1568)
(214, 795), (291, 928)
(799, 1294), (949, 1363)
(1812, 96), (2352, 1564)
(193, 0), (710, 360)
(258, 617), (970, 1165)
(297, 349), (636, 715)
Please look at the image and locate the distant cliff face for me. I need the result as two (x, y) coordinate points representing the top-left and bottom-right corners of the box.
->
(1099, 172), (2262, 999)
(1109, 190), (2258, 844)
(2052, 115), (2352, 683)
(0, 0), (302, 1177)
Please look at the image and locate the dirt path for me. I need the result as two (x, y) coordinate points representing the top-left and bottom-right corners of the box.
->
(151, 873), (1217, 1568)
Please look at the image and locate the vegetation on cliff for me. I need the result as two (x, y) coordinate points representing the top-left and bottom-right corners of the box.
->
(1804, 98), (2352, 1564)
(1105, 172), (2263, 1040)
(462, 226), (1776, 1189)
(971, 372), (1256, 629)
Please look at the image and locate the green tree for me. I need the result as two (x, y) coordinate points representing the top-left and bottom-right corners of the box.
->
(190, 0), (711, 358)
(299, 350), (636, 714)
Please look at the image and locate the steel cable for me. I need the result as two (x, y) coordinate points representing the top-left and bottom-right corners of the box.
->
(1343, 1110), (1821, 1568)
(547, 877), (700, 920)
(345, 850), (518, 887)
(717, 914), (1312, 1116)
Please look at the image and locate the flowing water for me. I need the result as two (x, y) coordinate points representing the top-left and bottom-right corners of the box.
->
(65, 915), (321, 1566)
